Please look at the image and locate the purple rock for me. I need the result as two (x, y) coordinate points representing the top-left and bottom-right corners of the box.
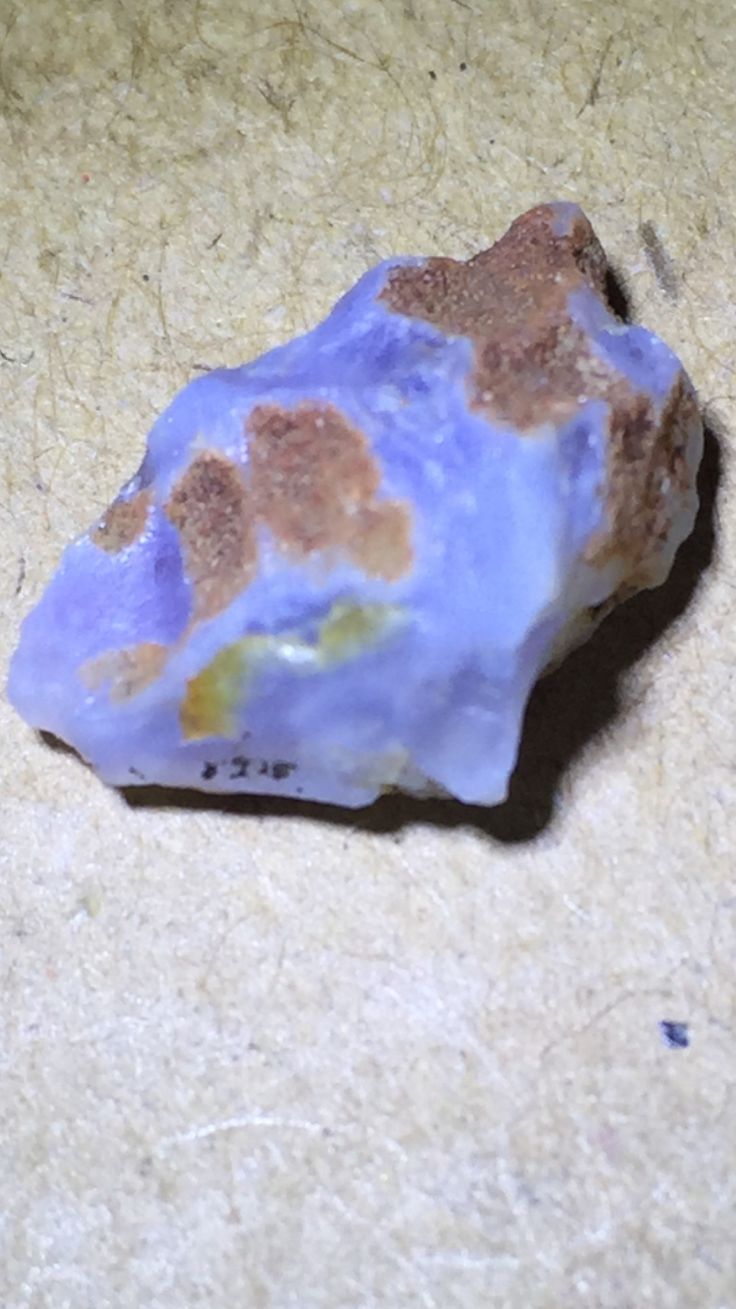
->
(8, 203), (703, 807)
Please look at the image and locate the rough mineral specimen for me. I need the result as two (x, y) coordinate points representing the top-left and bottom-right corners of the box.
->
(9, 203), (702, 807)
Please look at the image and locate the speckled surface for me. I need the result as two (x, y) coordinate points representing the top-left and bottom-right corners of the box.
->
(1, 1), (734, 1306)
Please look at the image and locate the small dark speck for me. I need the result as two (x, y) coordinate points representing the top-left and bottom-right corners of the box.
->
(15, 554), (26, 597)
(660, 1020), (689, 1049)
(459, 61), (467, 71)
(428, 69), (436, 80)
(142, 273), (150, 282)
(640, 220), (679, 300)
(207, 232), (223, 250)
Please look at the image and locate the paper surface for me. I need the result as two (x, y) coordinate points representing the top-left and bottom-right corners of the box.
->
(1, 1), (734, 1305)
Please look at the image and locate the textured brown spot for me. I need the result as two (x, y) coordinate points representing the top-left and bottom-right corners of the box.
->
(381, 202), (701, 582)
(82, 642), (168, 702)
(380, 204), (614, 430)
(91, 490), (152, 553)
(350, 504), (413, 580)
(585, 374), (699, 580)
(247, 403), (413, 580)
(165, 452), (256, 621)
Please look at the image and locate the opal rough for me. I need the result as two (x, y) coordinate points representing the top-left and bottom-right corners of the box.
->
(9, 203), (702, 807)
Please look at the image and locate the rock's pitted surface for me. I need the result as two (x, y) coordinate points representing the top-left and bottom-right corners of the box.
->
(9, 203), (703, 807)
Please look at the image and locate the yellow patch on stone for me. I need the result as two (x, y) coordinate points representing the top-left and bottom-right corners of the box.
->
(179, 637), (269, 740)
(317, 603), (400, 662)
(179, 603), (403, 741)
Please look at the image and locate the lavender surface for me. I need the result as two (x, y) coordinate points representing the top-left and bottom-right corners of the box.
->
(9, 203), (702, 806)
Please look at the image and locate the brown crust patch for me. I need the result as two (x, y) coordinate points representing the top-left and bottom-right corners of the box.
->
(247, 403), (413, 581)
(381, 201), (700, 580)
(165, 452), (256, 622)
(161, 413), (411, 624)
(380, 204), (614, 429)
(91, 490), (152, 553)
(585, 374), (699, 580)
(82, 642), (168, 702)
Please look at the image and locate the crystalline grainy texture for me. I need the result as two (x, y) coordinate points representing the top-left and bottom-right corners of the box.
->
(9, 203), (703, 807)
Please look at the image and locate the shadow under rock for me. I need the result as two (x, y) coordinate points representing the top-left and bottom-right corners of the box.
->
(604, 263), (633, 324)
(124, 419), (722, 844)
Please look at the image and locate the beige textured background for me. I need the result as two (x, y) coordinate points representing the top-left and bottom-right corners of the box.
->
(1, 1), (734, 1306)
